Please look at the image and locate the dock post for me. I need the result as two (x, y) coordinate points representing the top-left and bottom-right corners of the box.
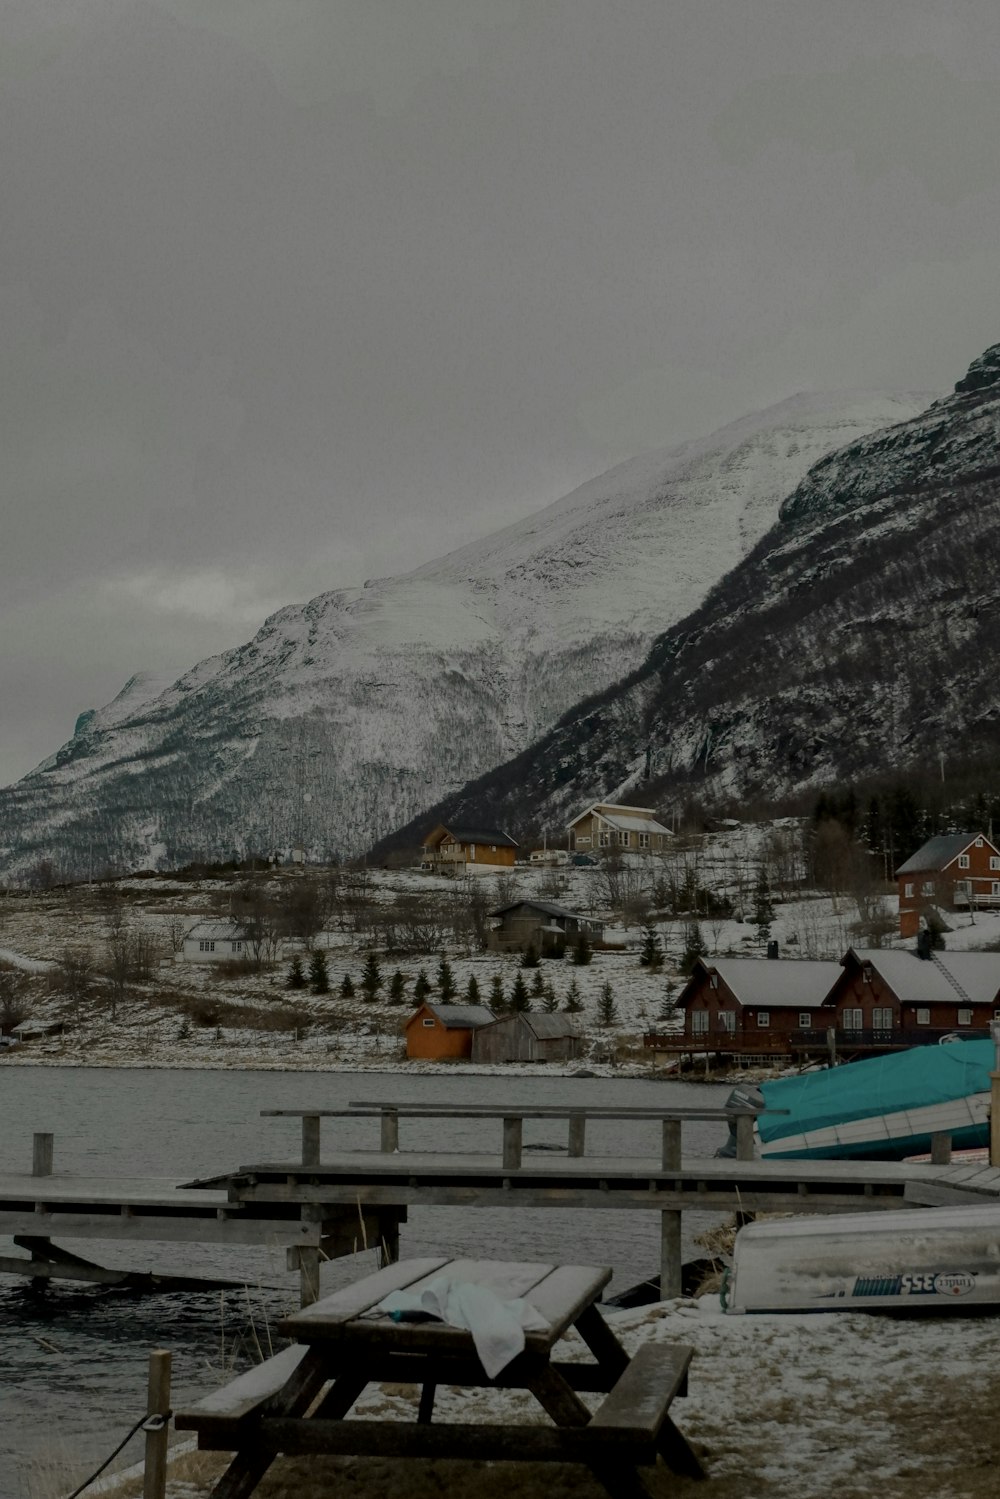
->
(299, 1247), (320, 1307)
(659, 1118), (682, 1300)
(930, 1131), (952, 1165)
(142, 1349), (171, 1499)
(502, 1116), (523, 1170)
(32, 1133), (54, 1177)
(301, 1115), (321, 1167)
(735, 1114), (755, 1162)
(380, 1108), (399, 1153)
(567, 1113), (586, 1157)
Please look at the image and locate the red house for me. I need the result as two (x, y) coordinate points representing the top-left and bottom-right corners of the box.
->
(821, 947), (1000, 1054)
(896, 832), (1000, 937)
(647, 957), (841, 1063)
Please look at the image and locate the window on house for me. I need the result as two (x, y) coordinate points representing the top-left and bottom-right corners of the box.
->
(638, 833), (650, 849)
(691, 1010), (709, 1034)
(491, 845), (497, 851)
(992, 882), (1000, 897)
(916, 1008), (930, 1025)
(620, 831), (630, 847)
(955, 880), (969, 894)
(958, 1008), (972, 1026)
(599, 831), (610, 848)
(959, 854), (970, 869)
(872, 1007), (893, 1030)
(231, 942), (241, 952)
(709, 974), (718, 988)
(975, 837), (983, 847)
(842, 1008), (863, 1030)
(904, 882), (914, 898)
(718, 1011), (736, 1032)
(756, 1011), (770, 1027)
(991, 857), (1000, 871)
(422, 1018), (435, 1028)
(921, 881), (934, 895)
(199, 940), (216, 953)
(862, 964), (872, 983)
(798, 1012), (812, 1029)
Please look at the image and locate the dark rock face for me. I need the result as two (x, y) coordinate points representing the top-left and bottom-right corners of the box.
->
(376, 343), (1000, 854)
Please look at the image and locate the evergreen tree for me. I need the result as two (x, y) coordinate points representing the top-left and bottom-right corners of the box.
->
(308, 950), (330, 994)
(437, 955), (456, 1000)
(360, 951), (383, 1002)
(681, 920), (707, 973)
(414, 968), (431, 1002)
(466, 974), (481, 1005)
(286, 955), (307, 990)
(388, 969), (407, 1005)
(509, 973), (531, 1012)
(521, 941), (540, 969)
(597, 980), (618, 1028)
(530, 967), (546, 998)
(639, 922), (664, 970)
(489, 972), (507, 1013)
(572, 932), (592, 966)
(541, 981), (558, 1013)
(753, 872), (776, 947)
(656, 977), (678, 1022)
(563, 977), (584, 1014)
(338, 969), (354, 999)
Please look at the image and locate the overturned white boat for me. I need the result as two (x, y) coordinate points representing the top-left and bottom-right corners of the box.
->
(725, 1203), (1000, 1314)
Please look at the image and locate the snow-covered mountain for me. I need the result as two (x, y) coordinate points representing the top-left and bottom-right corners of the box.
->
(381, 344), (1000, 848)
(0, 390), (933, 878)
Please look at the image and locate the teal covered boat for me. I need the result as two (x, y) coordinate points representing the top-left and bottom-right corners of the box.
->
(754, 1039), (995, 1160)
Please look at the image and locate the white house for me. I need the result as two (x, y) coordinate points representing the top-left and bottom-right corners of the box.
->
(181, 919), (251, 963)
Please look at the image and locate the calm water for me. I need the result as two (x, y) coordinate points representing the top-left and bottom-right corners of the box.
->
(0, 1067), (728, 1496)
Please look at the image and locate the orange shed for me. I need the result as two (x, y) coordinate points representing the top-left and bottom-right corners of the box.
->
(405, 1001), (496, 1060)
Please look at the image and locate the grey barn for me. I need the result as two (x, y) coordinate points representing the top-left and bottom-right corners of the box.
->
(471, 1012), (584, 1064)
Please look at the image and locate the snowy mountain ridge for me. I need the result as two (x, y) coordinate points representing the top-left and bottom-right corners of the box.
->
(1, 389), (932, 878)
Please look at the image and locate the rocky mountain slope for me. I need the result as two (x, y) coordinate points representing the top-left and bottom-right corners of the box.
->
(0, 391), (931, 879)
(376, 344), (1000, 851)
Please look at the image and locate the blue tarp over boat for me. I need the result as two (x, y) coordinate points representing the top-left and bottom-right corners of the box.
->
(757, 1039), (996, 1160)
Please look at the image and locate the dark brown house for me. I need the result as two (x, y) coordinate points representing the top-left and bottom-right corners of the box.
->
(420, 824), (518, 876)
(896, 832), (1000, 937)
(471, 1012), (584, 1064)
(487, 900), (604, 956)
(647, 956), (841, 1063)
(821, 947), (1000, 1051)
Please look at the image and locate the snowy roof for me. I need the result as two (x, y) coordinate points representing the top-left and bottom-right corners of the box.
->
(489, 899), (597, 923)
(414, 1003), (495, 1029)
(688, 958), (841, 1009)
(569, 803), (672, 837)
(846, 948), (1000, 1008)
(184, 919), (248, 941)
(895, 833), (997, 875)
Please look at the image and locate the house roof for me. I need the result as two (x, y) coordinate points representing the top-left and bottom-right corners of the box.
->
(684, 957), (842, 1009)
(488, 899), (598, 924)
(185, 919), (248, 941)
(568, 803), (672, 837)
(895, 832), (998, 875)
(409, 1002), (495, 1029)
(844, 948), (1000, 1008)
(482, 1012), (582, 1039)
(424, 823), (518, 849)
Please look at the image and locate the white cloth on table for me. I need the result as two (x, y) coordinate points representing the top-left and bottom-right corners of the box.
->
(376, 1275), (550, 1378)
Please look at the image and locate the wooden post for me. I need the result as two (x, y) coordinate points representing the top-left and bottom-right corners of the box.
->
(143, 1349), (171, 1499)
(380, 1109), (399, 1154)
(301, 1115), (320, 1167)
(502, 1116), (522, 1170)
(827, 1027), (837, 1067)
(735, 1114), (755, 1162)
(299, 1247), (320, 1307)
(991, 1071), (1000, 1168)
(32, 1133), (54, 1177)
(930, 1131), (952, 1166)
(567, 1114), (586, 1158)
(660, 1117), (682, 1300)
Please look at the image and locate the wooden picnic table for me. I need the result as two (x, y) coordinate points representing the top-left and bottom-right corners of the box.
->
(175, 1256), (705, 1499)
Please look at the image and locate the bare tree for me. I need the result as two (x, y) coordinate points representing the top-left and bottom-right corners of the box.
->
(230, 881), (282, 971)
(165, 916), (188, 955)
(0, 964), (30, 1033)
(60, 948), (96, 1018)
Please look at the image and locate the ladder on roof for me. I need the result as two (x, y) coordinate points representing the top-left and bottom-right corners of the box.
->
(930, 953), (976, 1009)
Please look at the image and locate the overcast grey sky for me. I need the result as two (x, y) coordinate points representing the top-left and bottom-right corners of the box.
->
(3, 0), (1000, 786)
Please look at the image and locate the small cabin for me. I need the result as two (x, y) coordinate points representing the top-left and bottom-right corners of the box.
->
(487, 900), (604, 956)
(896, 832), (1000, 937)
(405, 1002), (495, 1060)
(181, 919), (251, 963)
(471, 1012), (584, 1064)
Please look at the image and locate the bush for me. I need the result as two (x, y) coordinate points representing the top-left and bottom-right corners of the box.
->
(572, 933), (592, 966)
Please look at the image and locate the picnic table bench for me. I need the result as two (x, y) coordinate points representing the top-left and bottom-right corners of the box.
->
(175, 1256), (705, 1499)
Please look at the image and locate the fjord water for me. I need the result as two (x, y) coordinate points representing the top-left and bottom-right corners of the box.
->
(1, 1067), (727, 1494)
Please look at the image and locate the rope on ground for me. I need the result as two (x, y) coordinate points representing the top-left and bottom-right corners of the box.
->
(63, 1409), (172, 1499)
